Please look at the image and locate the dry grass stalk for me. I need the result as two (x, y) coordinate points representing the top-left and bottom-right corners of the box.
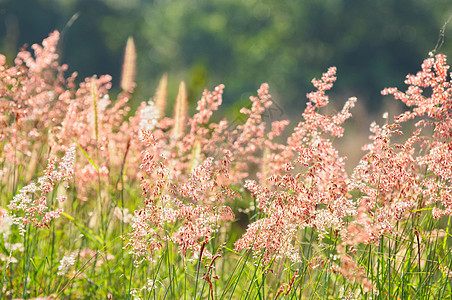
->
(155, 73), (168, 117)
(120, 36), (136, 93)
(172, 81), (187, 139)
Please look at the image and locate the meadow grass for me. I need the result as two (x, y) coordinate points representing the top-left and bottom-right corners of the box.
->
(1, 31), (452, 299)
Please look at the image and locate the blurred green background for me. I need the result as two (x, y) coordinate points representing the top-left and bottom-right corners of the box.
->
(0, 0), (451, 117)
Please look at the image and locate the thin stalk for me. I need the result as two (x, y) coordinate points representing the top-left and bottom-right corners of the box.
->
(243, 255), (264, 300)
(388, 238), (391, 297)
(184, 260), (187, 300)
(68, 236), (86, 299)
(126, 260), (134, 300)
(150, 247), (167, 300)
(291, 228), (314, 298)
(376, 236), (383, 298)
(46, 216), (56, 294)
(439, 252), (452, 298)
(415, 228), (421, 289)
(443, 215), (451, 254)
(223, 249), (252, 300)
(172, 264), (176, 298)
(22, 225), (30, 298)
(218, 248), (248, 299)
(194, 240), (207, 299)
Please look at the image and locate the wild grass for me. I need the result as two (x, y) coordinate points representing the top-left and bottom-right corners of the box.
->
(1, 31), (452, 299)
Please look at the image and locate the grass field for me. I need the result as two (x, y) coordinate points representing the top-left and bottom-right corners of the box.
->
(2, 31), (452, 299)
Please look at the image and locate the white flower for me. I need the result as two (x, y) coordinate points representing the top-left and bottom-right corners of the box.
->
(0, 208), (12, 238)
(57, 252), (76, 276)
(140, 100), (159, 132)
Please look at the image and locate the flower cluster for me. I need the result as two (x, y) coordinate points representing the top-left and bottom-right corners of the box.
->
(233, 67), (357, 264)
(344, 54), (452, 247)
(0, 31), (143, 204)
(8, 147), (75, 234)
(4, 31), (452, 295)
(125, 132), (235, 262)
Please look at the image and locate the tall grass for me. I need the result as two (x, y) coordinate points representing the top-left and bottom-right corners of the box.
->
(1, 31), (452, 299)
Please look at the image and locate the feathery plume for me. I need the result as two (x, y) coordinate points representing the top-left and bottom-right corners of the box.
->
(120, 36), (136, 93)
(155, 73), (168, 117)
(172, 81), (188, 139)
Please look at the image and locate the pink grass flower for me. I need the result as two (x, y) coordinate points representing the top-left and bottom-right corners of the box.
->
(8, 147), (75, 234)
(235, 68), (355, 265)
(125, 133), (236, 262)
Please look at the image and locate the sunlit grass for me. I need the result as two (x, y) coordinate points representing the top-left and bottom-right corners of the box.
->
(1, 31), (452, 300)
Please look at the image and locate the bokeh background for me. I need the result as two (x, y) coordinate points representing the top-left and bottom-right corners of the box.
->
(1, 0), (452, 166)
